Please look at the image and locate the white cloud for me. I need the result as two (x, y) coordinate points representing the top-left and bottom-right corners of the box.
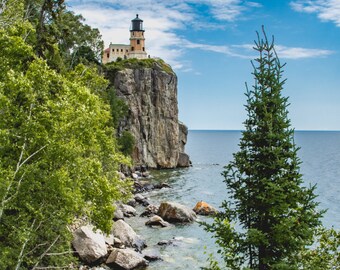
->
(67, 0), (262, 69)
(67, 0), (333, 70)
(290, 0), (340, 26)
(275, 45), (334, 59)
(234, 44), (334, 59)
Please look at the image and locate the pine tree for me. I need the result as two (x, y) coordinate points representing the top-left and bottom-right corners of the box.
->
(204, 27), (323, 270)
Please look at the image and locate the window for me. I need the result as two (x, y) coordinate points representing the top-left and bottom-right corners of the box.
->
(121, 49), (123, 52)
(131, 47), (134, 51)
(126, 49), (128, 52)
(137, 40), (140, 45)
(143, 47), (145, 51)
(107, 53), (109, 58)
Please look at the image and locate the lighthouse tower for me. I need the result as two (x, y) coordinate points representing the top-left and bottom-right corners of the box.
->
(128, 14), (147, 59)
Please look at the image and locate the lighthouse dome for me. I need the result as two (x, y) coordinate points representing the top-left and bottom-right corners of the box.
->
(131, 14), (144, 31)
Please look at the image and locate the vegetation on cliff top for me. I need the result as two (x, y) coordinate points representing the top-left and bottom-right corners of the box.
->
(104, 57), (174, 76)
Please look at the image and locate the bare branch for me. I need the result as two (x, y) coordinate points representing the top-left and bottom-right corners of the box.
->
(32, 235), (61, 270)
(46, 251), (78, 256)
(15, 219), (36, 270)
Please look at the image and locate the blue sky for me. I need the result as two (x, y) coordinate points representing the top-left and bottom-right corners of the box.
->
(68, 0), (340, 130)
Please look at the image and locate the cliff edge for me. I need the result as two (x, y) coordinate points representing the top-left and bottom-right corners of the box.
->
(106, 59), (190, 168)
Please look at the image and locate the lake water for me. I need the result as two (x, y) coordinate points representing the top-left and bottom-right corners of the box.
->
(129, 130), (340, 269)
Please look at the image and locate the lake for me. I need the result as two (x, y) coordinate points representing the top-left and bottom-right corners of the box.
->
(129, 130), (340, 269)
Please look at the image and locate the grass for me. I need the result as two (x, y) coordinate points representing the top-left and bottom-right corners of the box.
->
(104, 57), (174, 75)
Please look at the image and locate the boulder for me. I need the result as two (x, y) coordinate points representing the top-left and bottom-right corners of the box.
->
(154, 183), (171, 189)
(157, 240), (173, 246)
(104, 233), (115, 246)
(157, 201), (196, 223)
(113, 237), (124, 249)
(140, 204), (159, 217)
(145, 215), (170, 227)
(72, 225), (107, 264)
(134, 193), (150, 206)
(127, 198), (137, 207)
(106, 248), (148, 270)
(142, 249), (162, 261)
(113, 208), (124, 221)
(177, 152), (191, 167)
(134, 194), (146, 203)
(120, 204), (137, 217)
(112, 220), (146, 251)
(193, 201), (218, 216)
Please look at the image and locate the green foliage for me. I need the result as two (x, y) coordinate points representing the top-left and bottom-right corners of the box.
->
(22, 0), (103, 71)
(118, 131), (135, 157)
(105, 57), (174, 78)
(107, 87), (129, 128)
(298, 227), (340, 269)
(203, 27), (323, 270)
(0, 2), (132, 269)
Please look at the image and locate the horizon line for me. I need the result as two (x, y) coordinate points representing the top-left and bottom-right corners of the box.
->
(188, 129), (340, 132)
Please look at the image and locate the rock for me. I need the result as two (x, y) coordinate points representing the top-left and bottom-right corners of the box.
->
(113, 237), (124, 249)
(104, 234), (115, 246)
(141, 171), (150, 178)
(134, 194), (146, 202)
(140, 204), (159, 217)
(133, 182), (144, 193)
(131, 173), (139, 179)
(90, 267), (110, 270)
(127, 198), (137, 207)
(113, 208), (124, 221)
(142, 183), (154, 191)
(193, 201), (218, 216)
(72, 225), (107, 264)
(157, 201), (197, 223)
(110, 63), (190, 168)
(120, 204), (137, 217)
(154, 182), (171, 189)
(145, 215), (170, 227)
(106, 248), (148, 270)
(134, 194), (150, 206)
(112, 220), (146, 251)
(177, 152), (191, 167)
(142, 249), (162, 261)
(140, 165), (148, 172)
(117, 171), (126, 180)
(157, 240), (172, 246)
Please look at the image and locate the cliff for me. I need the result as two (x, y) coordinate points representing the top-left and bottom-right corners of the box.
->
(106, 59), (190, 168)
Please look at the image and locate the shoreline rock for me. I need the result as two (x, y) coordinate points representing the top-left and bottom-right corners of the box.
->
(112, 220), (146, 252)
(72, 225), (107, 264)
(157, 201), (197, 223)
(193, 201), (218, 216)
(106, 248), (148, 270)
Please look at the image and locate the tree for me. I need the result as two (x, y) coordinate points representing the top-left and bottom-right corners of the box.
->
(0, 2), (131, 268)
(298, 227), (340, 269)
(204, 27), (323, 270)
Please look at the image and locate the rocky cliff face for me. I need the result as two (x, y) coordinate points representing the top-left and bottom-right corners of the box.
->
(109, 60), (190, 168)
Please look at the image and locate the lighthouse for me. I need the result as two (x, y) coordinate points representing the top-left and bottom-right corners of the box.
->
(102, 14), (148, 64)
(128, 14), (147, 59)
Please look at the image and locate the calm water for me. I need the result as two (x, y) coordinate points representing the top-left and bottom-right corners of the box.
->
(129, 130), (340, 269)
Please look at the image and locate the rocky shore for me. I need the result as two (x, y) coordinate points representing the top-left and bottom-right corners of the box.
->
(72, 168), (217, 270)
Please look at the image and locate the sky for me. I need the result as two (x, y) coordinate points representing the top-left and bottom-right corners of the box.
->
(67, 0), (340, 130)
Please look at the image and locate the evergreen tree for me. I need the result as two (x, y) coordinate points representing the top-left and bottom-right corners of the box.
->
(204, 27), (323, 270)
